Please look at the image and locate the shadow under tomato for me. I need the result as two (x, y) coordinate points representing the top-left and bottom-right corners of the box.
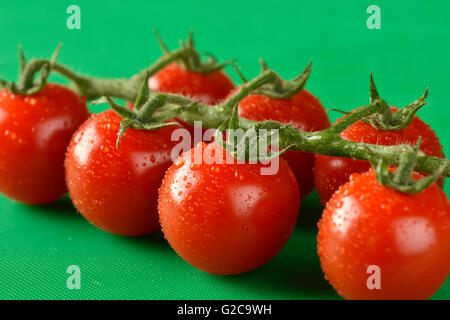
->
(117, 230), (172, 254)
(296, 190), (324, 230)
(25, 194), (81, 221)
(210, 228), (339, 299)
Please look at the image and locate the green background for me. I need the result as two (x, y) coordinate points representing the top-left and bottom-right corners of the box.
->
(0, 0), (449, 299)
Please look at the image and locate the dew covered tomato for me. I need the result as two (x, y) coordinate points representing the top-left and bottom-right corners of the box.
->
(0, 84), (89, 204)
(65, 110), (179, 236)
(314, 107), (445, 205)
(158, 142), (300, 275)
(317, 169), (450, 300)
(237, 89), (330, 198)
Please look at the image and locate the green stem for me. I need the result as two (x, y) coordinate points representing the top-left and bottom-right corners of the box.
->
(170, 101), (450, 176)
(19, 57), (450, 178)
(49, 62), (138, 100)
(144, 47), (187, 77)
(221, 70), (277, 110)
(154, 70), (279, 128)
(48, 46), (188, 101)
(327, 101), (385, 134)
(17, 59), (48, 89)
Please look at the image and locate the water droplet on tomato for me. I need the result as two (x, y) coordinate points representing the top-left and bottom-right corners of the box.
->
(190, 164), (199, 170)
(174, 160), (184, 169)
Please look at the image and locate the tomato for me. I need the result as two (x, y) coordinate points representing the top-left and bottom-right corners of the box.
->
(0, 84), (89, 204)
(317, 169), (450, 300)
(149, 63), (235, 105)
(236, 89), (330, 198)
(65, 110), (179, 236)
(146, 63), (235, 138)
(158, 141), (300, 275)
(314, 107), (445, 205)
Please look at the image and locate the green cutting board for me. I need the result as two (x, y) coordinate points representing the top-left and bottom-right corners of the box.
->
(0, 0), (449, 299)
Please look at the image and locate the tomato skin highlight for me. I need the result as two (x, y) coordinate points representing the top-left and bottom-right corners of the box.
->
(149, 63), (235, 105)
(158, 142), (300, 275)
(0, 84), (89, 204)
(236, 89), (331, 198)
(317, 169), (450, 300)
(314, 107), (445, 205)
(65, 110), (179, 236)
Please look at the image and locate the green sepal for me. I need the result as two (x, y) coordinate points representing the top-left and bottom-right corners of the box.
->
(155, 30), (234, 75)
(214, 105), (294, 162)
(103, 97), (135, 118)
(99, 75), (186, 148)
(363, 74), (428, 131)
(0, 43), (62, 95)
(134, 71), (151, 111)
(364, 138), (445, 194)
(230, 61), (248, 83)
(327, 108), (351, 116)
(255, 60), (312, 99)
(111, 99), (184, 148)
(116, 118), (132, 148)
(116, 118), (180, 148)
(18, 45), (26, 74)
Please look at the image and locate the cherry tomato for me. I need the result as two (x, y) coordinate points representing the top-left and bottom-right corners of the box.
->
(148, 63), (235, 138)
(149, 63), (235, 105)
(236, 89), (330, 198)
(0, 84), (89, 204)
(65, 110), (179, 236)
(158, 141), (300, 275)
(317, 169), (450, 300)
(314, 107), (445, 205)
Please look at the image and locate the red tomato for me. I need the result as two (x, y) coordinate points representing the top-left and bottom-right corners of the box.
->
(147, 63), (235, 139)
(237, 89), (331, 198)
(158, 141), (300, 275)
(314, 107), (445, 205)
(317, 169), (450, 300)
(149, 63), (235, 105)
(0, 84), (89, 204)
(65, 110), (179, 236)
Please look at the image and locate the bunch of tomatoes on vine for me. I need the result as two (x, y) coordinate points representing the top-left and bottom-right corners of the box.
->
(0, 33), (448, 300)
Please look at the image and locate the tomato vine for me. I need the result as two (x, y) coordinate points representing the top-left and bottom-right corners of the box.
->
(3, 39), (450, 181)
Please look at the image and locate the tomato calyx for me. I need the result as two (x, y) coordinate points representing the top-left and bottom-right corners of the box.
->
(365, 137), (446, 194)
(230, 61), (248, 83)
(364, 74), (428, 131)
(155, 30), (234, 75)
(214, 104), (294, 162)
(95, 74), (190, 147)
(328, 74), (429, 135)
(0, 44), (62, 95)
(253, 59), (312, 99)
(330, 74), (428, 132)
